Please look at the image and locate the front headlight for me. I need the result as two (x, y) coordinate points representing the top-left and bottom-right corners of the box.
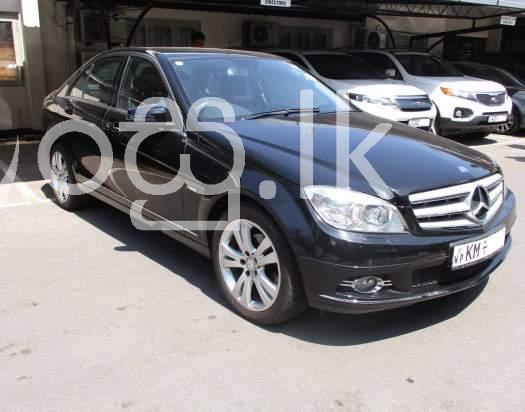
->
(440, 87), (477, 101)
(348, 93), (398, 107)
(303, 186), (408, 233)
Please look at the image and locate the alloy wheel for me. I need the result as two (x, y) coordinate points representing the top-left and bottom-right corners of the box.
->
(218, 219), (281, 312)
(50, 151), (70, 203)
(497, 112), (515, 134)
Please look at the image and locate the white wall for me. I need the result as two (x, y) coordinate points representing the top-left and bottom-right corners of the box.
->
(39, 0), (75, 92)
(140, 8), (352, 48)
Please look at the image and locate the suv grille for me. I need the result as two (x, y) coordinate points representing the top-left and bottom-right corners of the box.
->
(409, 174), (504, 231)
(395, 95), (433, 112)
(476, 92), (505, 106)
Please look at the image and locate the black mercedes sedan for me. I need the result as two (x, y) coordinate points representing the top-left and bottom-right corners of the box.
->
(42, 48), (516, 325)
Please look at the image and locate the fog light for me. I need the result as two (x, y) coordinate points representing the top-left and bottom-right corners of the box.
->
(453, 108), (473, 119)
(353, 276), (384, 293)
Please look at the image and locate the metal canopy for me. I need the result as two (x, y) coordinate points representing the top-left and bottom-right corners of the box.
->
(65, 0), (525, 20)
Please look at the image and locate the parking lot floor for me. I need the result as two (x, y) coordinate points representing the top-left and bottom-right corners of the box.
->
(0, 134), (524, 411)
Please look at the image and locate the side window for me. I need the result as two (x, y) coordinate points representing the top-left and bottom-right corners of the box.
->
(69, 72), (87, 98)
(83, 57), (123, 104)
(118, 58), (169, 111)
(68, 57), (122, 104)
(354, 53), (402, 80)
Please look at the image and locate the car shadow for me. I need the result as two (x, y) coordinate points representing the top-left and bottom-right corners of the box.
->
(54, 188), (487, 346)
(266, 282), (486, 346)
(506, 156), (525, 162)
(448, 135), (499, 146)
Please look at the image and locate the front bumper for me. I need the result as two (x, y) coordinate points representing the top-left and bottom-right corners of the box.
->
(297, 191), (516, 314)
(440, 113), (509, 135)
(352, 101), (436, 127)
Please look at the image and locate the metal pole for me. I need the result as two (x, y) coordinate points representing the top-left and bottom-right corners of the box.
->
(97, 0), (111, 50)
(126, 1), (156, 47)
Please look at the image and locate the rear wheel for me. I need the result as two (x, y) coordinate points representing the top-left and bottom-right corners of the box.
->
(212, 204), (306, 325)
(50, 143), (90, 210)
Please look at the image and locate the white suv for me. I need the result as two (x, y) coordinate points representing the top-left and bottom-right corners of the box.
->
(270, 50), (437, 131)
(349, 50), (512, 137)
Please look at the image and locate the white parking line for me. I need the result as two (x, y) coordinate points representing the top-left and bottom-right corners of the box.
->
(0, 157), (41, 202)
(0, 198), (51, 209)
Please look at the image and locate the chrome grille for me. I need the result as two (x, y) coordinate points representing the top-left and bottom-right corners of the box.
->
(476, 92), (506, 106)
(409, 174), (504, 231)
(395, 95), (433, 112)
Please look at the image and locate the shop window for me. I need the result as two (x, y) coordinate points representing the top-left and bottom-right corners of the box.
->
(0, 16), (23, 86)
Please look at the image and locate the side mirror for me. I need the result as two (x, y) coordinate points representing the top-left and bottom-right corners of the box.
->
(127, 105), (171, 123)
(385, 68), (396, 78)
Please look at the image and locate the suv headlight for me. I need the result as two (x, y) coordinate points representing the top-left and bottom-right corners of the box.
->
(440, 87), (477, 101)
(303, 186), (408, 233)
(348, 93), (398, 107)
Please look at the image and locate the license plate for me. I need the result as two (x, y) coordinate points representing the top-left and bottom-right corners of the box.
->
(408, 118), (431, 128)
(451, 227), (506, 270)
(488, 114), (507, 123)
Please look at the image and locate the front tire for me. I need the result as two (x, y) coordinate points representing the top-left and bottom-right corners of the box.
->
(212, 204), (306, 325)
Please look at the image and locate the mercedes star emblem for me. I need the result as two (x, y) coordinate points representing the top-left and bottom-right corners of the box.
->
(470, 186), (491, 221)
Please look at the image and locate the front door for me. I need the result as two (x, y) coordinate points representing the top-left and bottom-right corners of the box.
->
(103, 56), (186, 223)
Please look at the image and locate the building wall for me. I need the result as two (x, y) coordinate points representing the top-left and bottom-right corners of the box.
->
(39, 0), (75, 93)
(143, 8), (352, 49)
(0, 3), (508, 131)
(367, 16), (502, 56)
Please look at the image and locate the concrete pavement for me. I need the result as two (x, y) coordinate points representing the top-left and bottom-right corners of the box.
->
(0, 135), (524, 411)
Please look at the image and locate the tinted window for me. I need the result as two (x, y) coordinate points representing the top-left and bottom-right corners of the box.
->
(119, 58), (169, 111)
(353, 53), (401, 80)
(304, 54), (385, 80)
(395, 53), (463, 77)
(82, 57), (122, 104)
(166, 55), (351, 120)
(69, 72), (87, 98)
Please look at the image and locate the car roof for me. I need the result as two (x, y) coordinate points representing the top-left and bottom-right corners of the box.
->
(346, 49), (432, 56)
(451, 61), (493, 69)
(96, 47), (281, 59)
(267, 49), (348, 56)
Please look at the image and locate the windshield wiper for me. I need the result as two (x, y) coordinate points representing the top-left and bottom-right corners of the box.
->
(244, 107), (320, 120)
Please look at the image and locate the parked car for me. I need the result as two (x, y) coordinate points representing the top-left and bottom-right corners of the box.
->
(451, 61), (525, 134)
(474, 53), (525, 84)
(42, 48), (516, 325)
(348, 50), (512, 137)
(270, 50), (437, 131)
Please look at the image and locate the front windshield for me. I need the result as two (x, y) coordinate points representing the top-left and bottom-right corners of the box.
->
(395, 53), (463, 77)
(305, 54), (386, 80)
(164, 54), (352, 120)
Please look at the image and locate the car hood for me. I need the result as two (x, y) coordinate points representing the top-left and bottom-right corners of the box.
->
(203, 112), (497, 202)
(326, 78), (427, 97)
(414, 75), (506, 92)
